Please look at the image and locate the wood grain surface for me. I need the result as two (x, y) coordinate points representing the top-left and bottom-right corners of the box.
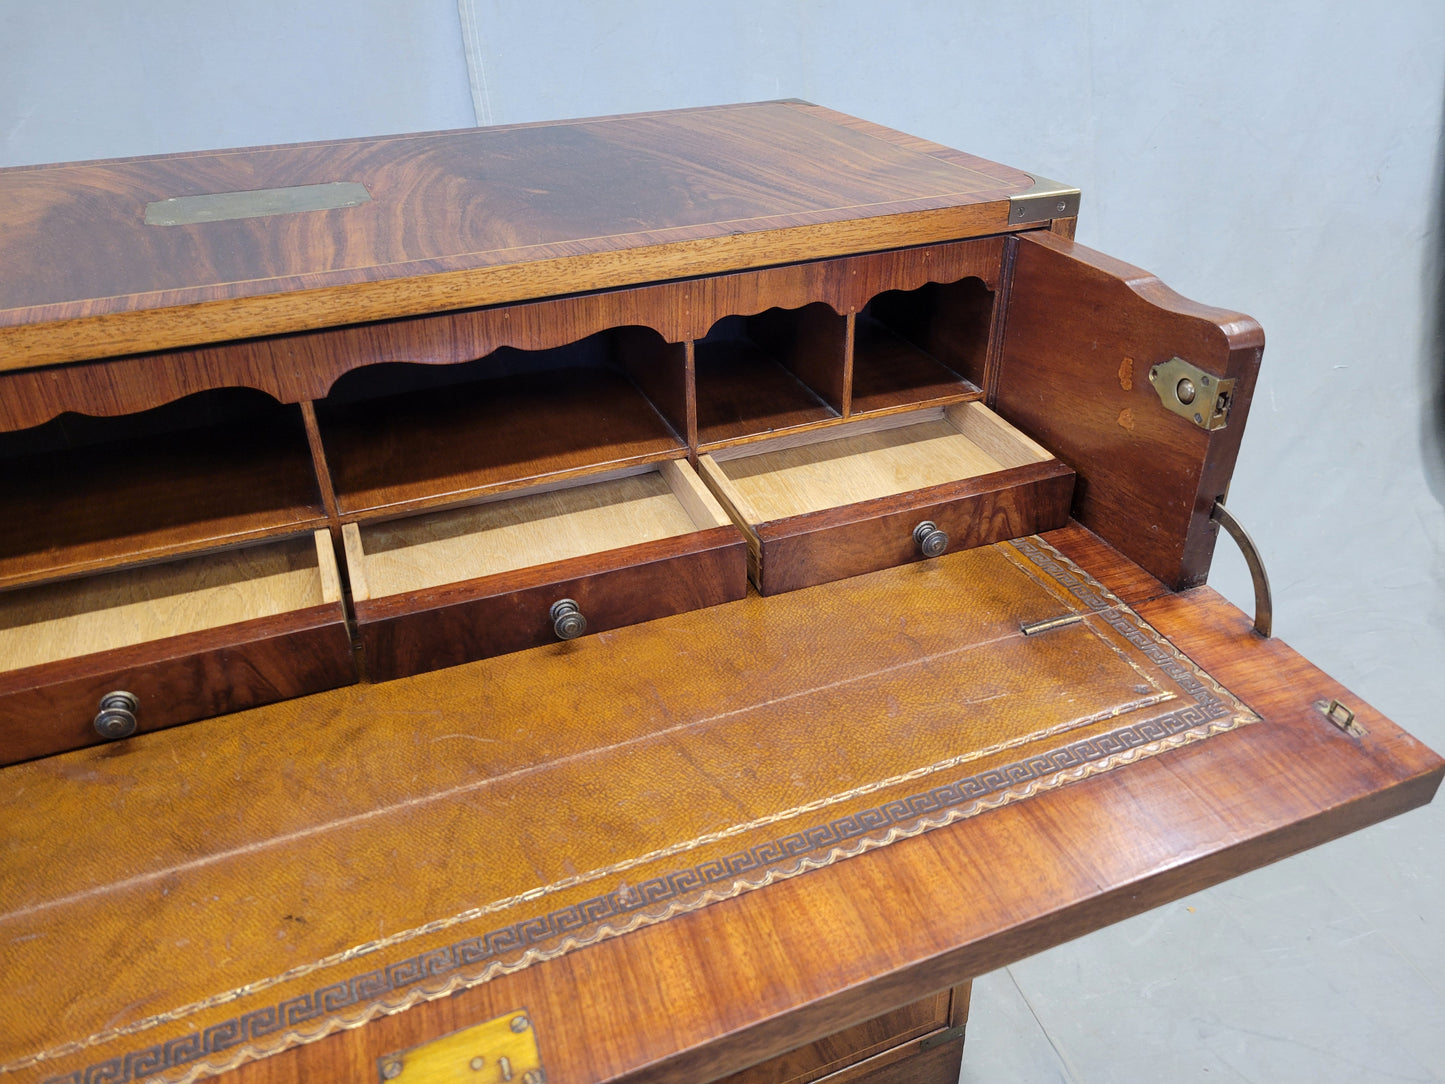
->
(994, 231), (1264, 588)
(126, 521), (1437, 1084)
(318, 366), (685, 519)
(0, 103), (1033, 369)
(0, 603), (353, 766)
(0, 391), (325, 588)
(353, 525), (747, 681)
(0, 240), (1009, 432)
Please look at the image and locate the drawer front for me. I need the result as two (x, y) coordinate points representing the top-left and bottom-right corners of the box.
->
(0, 604), (354, 765)
(753, 460), (1074, 595)
(354, 527), (747, 682)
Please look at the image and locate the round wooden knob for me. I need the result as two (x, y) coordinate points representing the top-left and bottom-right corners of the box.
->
(550, 599), (587, 640)
(93, 691), (139, 740)
(913, 520), (949, 558)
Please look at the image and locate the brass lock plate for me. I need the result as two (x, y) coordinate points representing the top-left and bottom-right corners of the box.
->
(1148, 356), (1235, 430)
(378, 1008), (544, 1083)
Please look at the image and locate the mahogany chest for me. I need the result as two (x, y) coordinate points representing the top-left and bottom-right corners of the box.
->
(0, 102), (1438, 1084)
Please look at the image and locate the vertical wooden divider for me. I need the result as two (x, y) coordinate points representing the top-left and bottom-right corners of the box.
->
(684, 339), (699, 466)
(983, 235), (1020, 407)
(841, 310), (857, 418)
(297, 399), (361, 662)
(298, 400), (341, 533)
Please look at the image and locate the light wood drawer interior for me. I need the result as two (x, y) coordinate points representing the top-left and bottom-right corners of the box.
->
(344, 460), (732, 602)
(699, 401), (1054, 525)
(0, 530), (341, 672)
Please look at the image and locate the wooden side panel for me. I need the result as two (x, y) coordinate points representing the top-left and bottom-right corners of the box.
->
(995, 231), (1263, 588)
(354, 528), (747, 682)
(754, 461), (1075, 594)
(0, 604), (353, 765)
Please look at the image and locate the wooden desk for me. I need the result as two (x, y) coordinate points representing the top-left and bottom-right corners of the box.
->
(0, 103), (1438, 1084)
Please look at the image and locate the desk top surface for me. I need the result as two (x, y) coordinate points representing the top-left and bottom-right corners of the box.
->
(0, 101), (1034, 370)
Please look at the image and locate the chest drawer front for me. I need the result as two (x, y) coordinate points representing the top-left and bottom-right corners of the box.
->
(344, 461), (748, 682)
(0, 531), (354, 764)
(698, 403), (1075, 594)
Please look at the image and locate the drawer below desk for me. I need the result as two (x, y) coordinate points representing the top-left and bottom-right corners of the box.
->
(0, 531), (353, 764)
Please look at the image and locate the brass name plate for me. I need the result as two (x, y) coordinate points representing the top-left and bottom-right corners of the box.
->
(144, 181), (371, 225)
(378, 1009), (544, 1083)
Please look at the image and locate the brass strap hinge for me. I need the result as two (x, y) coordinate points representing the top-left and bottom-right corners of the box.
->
(1210, 499), (1273, 638)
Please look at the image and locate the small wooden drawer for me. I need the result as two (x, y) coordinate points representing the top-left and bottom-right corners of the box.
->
(0, 530), (354, 765)
(343, 460), (748, 682)
(697, 403), (1075, 595)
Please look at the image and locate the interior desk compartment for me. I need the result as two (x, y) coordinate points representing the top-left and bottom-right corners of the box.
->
(0, 388), (327, 590)
(0, 530), (353, 765)
(343, 460), (747, 682)
(698, 402), (1074, 594)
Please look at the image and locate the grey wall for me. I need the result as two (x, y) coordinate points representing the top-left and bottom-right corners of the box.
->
(4, 3), (1442, 1079)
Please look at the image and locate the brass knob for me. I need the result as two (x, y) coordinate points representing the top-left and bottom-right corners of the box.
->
(913, 520), (949, 558)
(93, 690), (139, 740)
(550, 599), (587, 640)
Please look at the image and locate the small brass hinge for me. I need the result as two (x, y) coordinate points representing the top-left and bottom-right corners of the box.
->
(919, 1024), (968, 1051)
(1317, 698), (1367, 737)
(1021, 613), (1085, 636)
(1149, 357), (1235, 431)
(1008, 174), (1082, 225)
(378, 1009), (544, 1083)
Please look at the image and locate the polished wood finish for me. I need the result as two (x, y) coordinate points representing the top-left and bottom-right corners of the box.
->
(716, 985), (967, 1084)
(0, 603), (352, 766)
(698, 404), (1072, 593)
(318, 364), (685, 520)
(995, 231), (1264, 588)
(43, 523), (1434, 1084)
(0, 239), (1007, 434)
(353, 526), (746, 682)
(0, 391), (325, 589)
(0, 103), (1032, 370)
(1, 105), (1434, 1084)
(746, 460), (1073, 594)
(0, 530), (353, 764)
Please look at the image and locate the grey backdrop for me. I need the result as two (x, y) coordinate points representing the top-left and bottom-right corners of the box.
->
(4, 3), (1442, 1080)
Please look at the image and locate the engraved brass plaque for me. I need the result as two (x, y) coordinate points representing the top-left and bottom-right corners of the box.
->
(144, 181), (371, 225)
(378, 1009), (544, 1083)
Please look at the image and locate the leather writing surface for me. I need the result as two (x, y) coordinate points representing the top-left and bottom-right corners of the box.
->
(0, 538), (1252, 1084)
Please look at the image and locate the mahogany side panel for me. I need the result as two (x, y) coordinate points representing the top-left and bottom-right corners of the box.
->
(0, 240), (1006, 432)
(0, 604), (353, 766)
(754, 461), (1075, 595)
(994, 231), (1264, 588)
(354, 527), (747, 682)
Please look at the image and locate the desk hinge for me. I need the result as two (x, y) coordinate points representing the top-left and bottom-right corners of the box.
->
(1009, 174), (1082, 225)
